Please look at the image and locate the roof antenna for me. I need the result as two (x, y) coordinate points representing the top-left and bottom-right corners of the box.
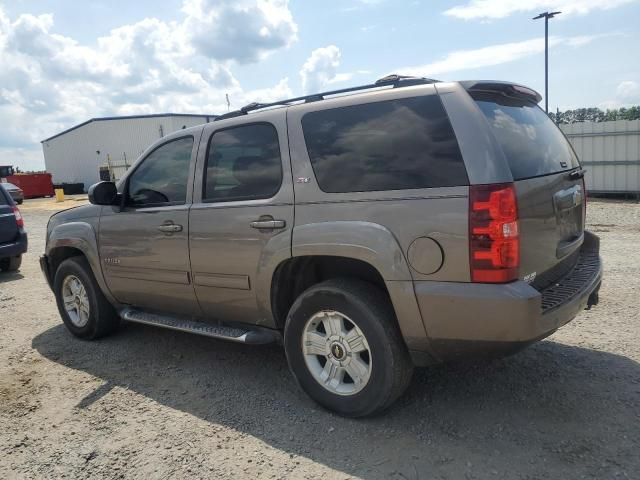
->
(225, 93), (231, 112)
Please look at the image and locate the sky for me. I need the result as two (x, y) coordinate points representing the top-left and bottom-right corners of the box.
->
(1, 0), (639, 171)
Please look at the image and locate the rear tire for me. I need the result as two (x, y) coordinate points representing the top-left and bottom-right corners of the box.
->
(16, 199), (23, 205)
(53, 256), (120, 339)
(284, 278), (413, 417)
(0, 255), (22, 272)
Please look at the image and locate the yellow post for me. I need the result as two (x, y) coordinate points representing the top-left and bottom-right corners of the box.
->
(55, 188), (65, 202)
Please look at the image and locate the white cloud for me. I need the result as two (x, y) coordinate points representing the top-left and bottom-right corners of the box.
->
(616, 80), (640, 101)
(395, 35), (601, 77)
(234, 77), (293, 107)
(300, 45), (342, 94)
(0, 147), (43, 172)
(599, 80), (640, 109)
(182, 0), (298, 63)
(298, 46), (369, 94)
(0, 2), (298, 171)
(565, 35), (600, 47)
(328, 73), (356, 84)
(444, 0), (637, 20)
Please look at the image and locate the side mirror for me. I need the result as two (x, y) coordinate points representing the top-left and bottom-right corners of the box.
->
(88, 181), (118, 205)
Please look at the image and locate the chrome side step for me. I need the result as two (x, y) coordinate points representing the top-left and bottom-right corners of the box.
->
(120, 308), (280, 345)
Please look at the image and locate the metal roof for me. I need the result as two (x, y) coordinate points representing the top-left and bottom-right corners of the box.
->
(41, 113), (217, 143)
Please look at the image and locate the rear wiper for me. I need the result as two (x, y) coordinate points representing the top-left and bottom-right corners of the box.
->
(568, 168), (586, 180)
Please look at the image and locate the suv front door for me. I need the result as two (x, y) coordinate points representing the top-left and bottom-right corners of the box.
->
(190, 112), (293, 327)
(99, 131), (202, 316)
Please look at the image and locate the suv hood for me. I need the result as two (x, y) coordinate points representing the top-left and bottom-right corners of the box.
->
(47, 204), (101, 238)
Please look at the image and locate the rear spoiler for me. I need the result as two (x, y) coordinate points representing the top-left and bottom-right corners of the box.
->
(459, 81), (542, 104)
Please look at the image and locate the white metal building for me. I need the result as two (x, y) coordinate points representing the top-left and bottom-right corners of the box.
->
(560, 120), (640, 195)
(41, 113), (214, 190)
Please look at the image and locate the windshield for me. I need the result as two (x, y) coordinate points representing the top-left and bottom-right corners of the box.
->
(474, 95), (579, 180)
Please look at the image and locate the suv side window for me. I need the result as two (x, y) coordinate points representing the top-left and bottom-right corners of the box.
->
(203, 123), (282, 202)
(301, 95), (468, 193)
(127, 136), (194, 207)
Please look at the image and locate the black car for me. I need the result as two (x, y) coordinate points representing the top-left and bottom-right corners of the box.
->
(0, 183), (27, 272)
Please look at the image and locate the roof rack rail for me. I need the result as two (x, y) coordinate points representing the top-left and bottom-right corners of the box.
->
(374, 74), (439, 86)
(214, 74), (438, 121)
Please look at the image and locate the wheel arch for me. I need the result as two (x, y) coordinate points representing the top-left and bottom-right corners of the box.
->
(270, 255), (388, 329)
(291, 221), (413, 281)
(263, 221), (438, 362)
(46, 222), (117, 305)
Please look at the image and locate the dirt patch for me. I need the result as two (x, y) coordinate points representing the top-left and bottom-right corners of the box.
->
(18, 195), (89, 211)
(0, 199), (638, 479)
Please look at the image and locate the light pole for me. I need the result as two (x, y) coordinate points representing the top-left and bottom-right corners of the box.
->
(533, 11), (561, 113)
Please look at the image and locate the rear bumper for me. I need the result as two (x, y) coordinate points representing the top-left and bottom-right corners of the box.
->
(414, 231), (602, 361)
(0, 230), (28, 259)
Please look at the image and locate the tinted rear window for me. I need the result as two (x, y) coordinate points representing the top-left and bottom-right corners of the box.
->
(301, 95), (468, 193)
(474, 96), (579, 180)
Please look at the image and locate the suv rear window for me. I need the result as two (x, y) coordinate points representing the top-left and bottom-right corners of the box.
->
(473, 95), (579, 180)
(301, 95), (468, 193)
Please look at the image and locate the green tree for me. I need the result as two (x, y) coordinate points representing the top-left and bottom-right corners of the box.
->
(550, 106), (640, 124)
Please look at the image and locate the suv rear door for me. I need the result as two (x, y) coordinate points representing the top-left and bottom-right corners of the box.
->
(99, 132), (202, 316)
(464, 84), (585, 286)
(189, 110), (293, 327)
(0, 185), (18, 245)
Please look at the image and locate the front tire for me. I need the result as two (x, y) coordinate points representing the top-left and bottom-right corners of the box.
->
(284, 279), (413, 417)
(0, 255), (22, 272)
(53, 256), (120, 339)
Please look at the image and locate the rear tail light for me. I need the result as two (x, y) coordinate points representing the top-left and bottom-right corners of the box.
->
(12, 206), (24, 228)
(469, 183), (519, 283)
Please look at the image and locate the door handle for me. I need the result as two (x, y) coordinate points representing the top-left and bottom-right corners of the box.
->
(157, 223), (183, 233)
(250, 219), (286, 230)
(553, 185), (583, 212)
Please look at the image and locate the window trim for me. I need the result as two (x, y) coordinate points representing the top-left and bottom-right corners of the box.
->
(300, 95), (468, 194)
(201, 121), (284, 204)
(123, 135), (195, 209)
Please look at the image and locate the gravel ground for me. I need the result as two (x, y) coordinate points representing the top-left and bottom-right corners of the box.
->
(0, 198), (638, 479)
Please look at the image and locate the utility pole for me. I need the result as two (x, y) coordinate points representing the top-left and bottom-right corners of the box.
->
(533, 11), (561, 113)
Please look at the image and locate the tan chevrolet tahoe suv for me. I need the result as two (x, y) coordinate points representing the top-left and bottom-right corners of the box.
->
(41, 76), (602, 417)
